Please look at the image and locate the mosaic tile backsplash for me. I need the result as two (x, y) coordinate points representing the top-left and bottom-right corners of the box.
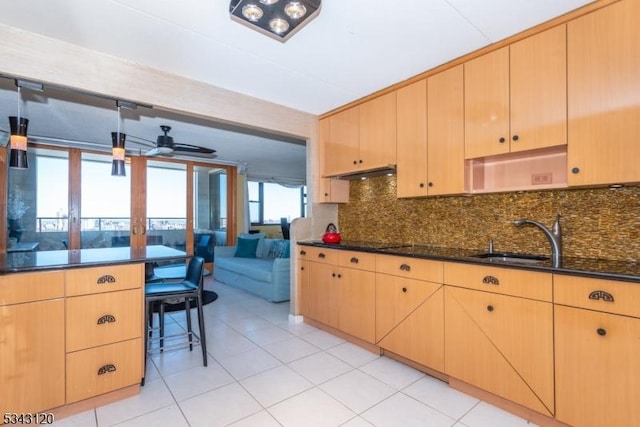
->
(338, 176), (640, 262)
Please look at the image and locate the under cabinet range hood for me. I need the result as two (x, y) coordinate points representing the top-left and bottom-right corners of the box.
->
(329, 165), (397, 180)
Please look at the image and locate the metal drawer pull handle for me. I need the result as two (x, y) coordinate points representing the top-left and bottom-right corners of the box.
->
(97, 364), (117, 375)
(589, 290), (614, 302)
(350, 257), (359, 264)
(597, 328), (607, 337)
(487, 305), (494, 312)
(483, 275), (500, 285)
(399, 264), (411, 272)
(402, 287), (407, 293)
(97, 274), (116, 284)
(318, 253), (326, 259)
(97, 315), (116, 325)
(300, 250), (307, 256)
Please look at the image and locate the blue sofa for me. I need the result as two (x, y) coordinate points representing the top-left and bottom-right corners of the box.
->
(213, 235), (290, 302)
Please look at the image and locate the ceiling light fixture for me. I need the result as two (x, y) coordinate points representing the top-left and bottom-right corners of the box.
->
(229, 0), (321, 42)
(111, 101), (131, 177)
(8, 80), (42, 169)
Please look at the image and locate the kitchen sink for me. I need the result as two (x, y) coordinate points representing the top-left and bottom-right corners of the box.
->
(471, 252), (550, 265)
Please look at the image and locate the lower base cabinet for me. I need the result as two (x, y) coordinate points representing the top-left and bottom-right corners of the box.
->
(66, 338), (142, 403)
(0, 298), (65, 415)
(444, 286), (554, 416)
(376, 275), (444, 371)
(555, 305), (640, 427)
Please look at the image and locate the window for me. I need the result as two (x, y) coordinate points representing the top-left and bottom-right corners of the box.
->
(81, 152), (131, 248)
(7, 148), (70, 251)
(248, 181), (305, 225)
(147, 160), (186, 249)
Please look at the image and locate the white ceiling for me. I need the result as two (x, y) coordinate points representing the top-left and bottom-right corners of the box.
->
(0, 0), (594, 182)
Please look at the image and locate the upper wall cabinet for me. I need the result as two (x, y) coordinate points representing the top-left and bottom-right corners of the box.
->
(396, 66), (464, 198)
(321, 92), (397, 178)
(316, 118), (349, 203)
(567, 0), (640, 187)
(464, 25), (567, 159)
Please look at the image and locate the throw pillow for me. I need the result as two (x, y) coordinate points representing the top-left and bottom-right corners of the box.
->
(267, 239), (290, 258)
(234, 237), (259, 258)
(239, 232), (266, 257)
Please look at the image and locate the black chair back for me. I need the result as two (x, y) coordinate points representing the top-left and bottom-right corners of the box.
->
(184, 256), (205, 287)
(280, 217), (290, 240)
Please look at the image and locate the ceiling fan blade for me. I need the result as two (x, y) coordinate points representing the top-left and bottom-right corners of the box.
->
(145, 146), (174, 156)
(173, 143), (216, 154)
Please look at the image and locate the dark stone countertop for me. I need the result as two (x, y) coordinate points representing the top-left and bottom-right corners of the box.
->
(0, 245), (188, 274)
(297, 240), (640, 283)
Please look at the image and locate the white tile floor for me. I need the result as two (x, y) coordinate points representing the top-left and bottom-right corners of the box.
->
(53, 278), (537, 427)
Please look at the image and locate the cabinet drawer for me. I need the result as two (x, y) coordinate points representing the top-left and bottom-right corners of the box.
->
(338, 251), (375, 271)
(296, 245), (311, 259)
(444, 262), (552, 302)
(65, 264), (143, 296)
(304, 246), (338, 265)
(66, 288), (142, 352)
(66, 338), (142, 403)
(554, 274), (640, 318)
(0, 271), (64, 305)
(376, 255), (443, 283)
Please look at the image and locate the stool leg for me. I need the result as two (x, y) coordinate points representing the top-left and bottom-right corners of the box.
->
(197, 293), (207, 366)
(159, 301), (165, 352)
(185, 298), (193, 351)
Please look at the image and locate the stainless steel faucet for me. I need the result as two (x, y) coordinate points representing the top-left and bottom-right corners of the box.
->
(513, 214), (562, 268)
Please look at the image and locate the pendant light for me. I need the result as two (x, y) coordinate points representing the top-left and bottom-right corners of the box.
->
(111, 102), (126, 177)
(8, 85), (29, 169)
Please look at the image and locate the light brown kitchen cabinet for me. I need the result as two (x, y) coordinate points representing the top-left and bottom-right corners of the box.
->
(375, 255), (444, 371)
(0, 272), (65, 415)
(316, 117), (350, 203)
(321, 107), (360, 177)
(295, 247), (310, 316)
(306, 247), (339, 328)
(321, 92), (396, 177)
(443, 263), (554, 416)
(304, 247), (376, 343)
(464, 25), (567, 159)
(316, 177), (349, 204)
(64, 263), (143, 403)
(554, 274), (640, 427)
(396, 67), (464, 198)
(567, 0), (640, 186)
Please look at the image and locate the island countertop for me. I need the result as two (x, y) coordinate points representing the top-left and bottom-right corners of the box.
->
(297, 240), (640, 283)
(0, 245), (188, 274)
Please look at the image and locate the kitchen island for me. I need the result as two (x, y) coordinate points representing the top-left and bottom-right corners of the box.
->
(0, 245), (188, 421)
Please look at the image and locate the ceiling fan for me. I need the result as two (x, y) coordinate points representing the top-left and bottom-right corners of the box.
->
(142, 125), (216, 158)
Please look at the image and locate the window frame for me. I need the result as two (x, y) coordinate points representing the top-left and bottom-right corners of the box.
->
(248, 180), (305, 226)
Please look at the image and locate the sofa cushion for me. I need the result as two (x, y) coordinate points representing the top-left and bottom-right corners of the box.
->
(239, 232), (266, 257)
(234, 237), (259, 258)
(216, 257), (274, 282)
(267, 239), (290, 259)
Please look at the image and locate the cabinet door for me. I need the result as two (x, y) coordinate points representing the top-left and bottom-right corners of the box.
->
(427, 65), (465, 195)
(296, 258), (309, 316)
(510, 25), (567, 153)
(464, 46), (510, 159)
(445, 286), (554, 416)
(376, 275), (444, 371)
(555, 305), (640, 427)
(324, 107), (360, 176)
(307, 261), (338, 327)
(567, 0), (640, 186)
(359, 91), (397, 171)
(396, 79), (428, 198)
(336, 268), (376, 343)
(316, 178), (349, 204)
(0, 299), (65, 414)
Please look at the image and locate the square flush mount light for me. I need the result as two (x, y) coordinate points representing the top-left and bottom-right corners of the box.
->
(230, 0), (321, 42)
